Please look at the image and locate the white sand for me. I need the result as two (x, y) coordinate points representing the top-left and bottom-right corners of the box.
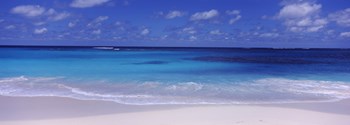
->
(1, 96), (350, 125)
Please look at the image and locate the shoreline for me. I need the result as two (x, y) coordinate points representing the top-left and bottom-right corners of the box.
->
(1, 96), (350, 125)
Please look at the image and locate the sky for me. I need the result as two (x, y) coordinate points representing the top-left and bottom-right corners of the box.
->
(0, 0), (349, 48)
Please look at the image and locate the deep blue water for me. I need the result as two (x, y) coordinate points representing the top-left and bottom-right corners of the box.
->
(1, 46), (350, 105)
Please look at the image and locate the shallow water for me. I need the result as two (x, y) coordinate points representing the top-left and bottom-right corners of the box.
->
(1, 47), (350, 105)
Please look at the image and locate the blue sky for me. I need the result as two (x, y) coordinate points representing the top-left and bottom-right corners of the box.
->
(0, 0), (349, 48)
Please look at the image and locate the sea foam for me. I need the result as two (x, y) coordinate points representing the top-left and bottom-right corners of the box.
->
(1, 76), (350, 105)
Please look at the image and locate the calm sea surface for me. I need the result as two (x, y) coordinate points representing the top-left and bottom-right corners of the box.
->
(1, 47), (350, 105)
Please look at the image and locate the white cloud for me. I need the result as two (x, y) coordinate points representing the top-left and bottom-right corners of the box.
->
(294, 17), (311, 26)
(189, 36), (197, 41)
(51, 13), (70, 21)
(160, 35), (168, 40)
(259, 33), (279, 38)
(34, 22), (46, 26)
(70, 0), (110, 8)
(190, 9), (219, 21)
(340, 32), (350, 37)
(326, 30), (335, 35)
(210, 30), (223, 35)
(305, 25), (324, 32)
(87, 16), (109, 27)
(141, 29), (150, 35)
(11, 6), (69, 21)
(45, 8), (56, 15)
(92, 29), (101, 34)
(95, 16), (109, 22)
(226, 10), (241, 24)
(261, 15), (269, 19)
(226, 10), (240, 15)
(277, 2), (327, 32)
(34, 28), (48, 34)
(182, 27), (197, 34)
(229, 15), (241, 24)
(68, 22), (76, 28)
(329, 8), (350, 27)
(11, 5), (46, 17)
(278, 2), (321, 19)
(5, 25), (15, 30)
(165, 10), (185, 19)
(114, 21), (123, 26)
(46, 9), (70, 21)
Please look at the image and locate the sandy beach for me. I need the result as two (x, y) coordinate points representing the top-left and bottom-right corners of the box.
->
(2, 0), (350, 124)
(0, 96), (349, 125)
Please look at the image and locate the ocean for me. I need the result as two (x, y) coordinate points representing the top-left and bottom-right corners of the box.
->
(1, 46), (350, 105)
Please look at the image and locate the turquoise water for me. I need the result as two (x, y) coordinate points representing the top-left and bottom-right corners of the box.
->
(1, 47), (350, 105)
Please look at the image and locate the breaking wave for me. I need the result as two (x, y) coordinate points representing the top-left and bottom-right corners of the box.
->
(1, 76), (350, 105)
